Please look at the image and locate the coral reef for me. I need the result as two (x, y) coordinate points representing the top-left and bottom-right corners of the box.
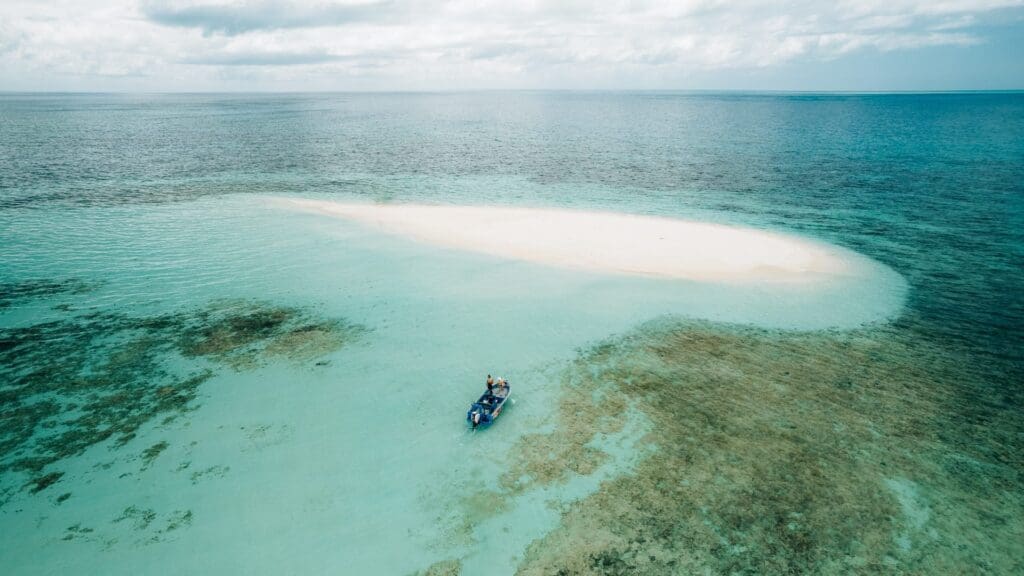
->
(0, 278), (98, 310)
(507, 320), (1023, 575)
(28, 471), (63, 494)
(177, 301), (366, 370)
(111, 505), (194, 544)
(0, 299), (366, 502)
(62, 523), (94, 541)
(163, 509), (193, 533)
(114, 505), (157, 531)
(141, 441), (169, 469)
(190, 465), (230, 485)
(264, 321), (362, 363)
(412, 558), (461, 576)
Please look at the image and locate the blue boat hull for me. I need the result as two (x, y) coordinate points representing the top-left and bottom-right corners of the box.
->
(467, 384), (510, 428)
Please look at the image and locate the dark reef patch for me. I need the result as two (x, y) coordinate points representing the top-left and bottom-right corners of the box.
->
(28, 471), (63, 493)
(110, 506), (194, 544)
(410, 558), (462, 576)
(189, 464), (230, 485)
(0, 299), (366, 501)
(506, 320), (1024, 575)
(0, 278), (99, 310)
(62, 523), (94, 541)
(176, 302), (365, 371)
(114, 505), (157, 531)
(140, 441), (169, 469)
(164, 509), (193, 532)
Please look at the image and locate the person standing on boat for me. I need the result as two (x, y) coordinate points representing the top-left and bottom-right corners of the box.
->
(486, 374), (494, 393)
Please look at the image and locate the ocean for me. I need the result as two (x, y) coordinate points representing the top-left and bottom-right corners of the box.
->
(1, 92), (1022, 574)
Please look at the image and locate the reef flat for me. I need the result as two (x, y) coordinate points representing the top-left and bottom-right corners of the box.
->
(497, 319), (1023, 575)
(0, 298), (366, 504)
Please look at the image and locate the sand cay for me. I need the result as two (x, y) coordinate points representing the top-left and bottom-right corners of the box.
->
(283, 199), (859, 284)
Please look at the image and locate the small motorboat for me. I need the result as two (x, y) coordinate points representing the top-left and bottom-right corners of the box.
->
(467, 381), (510, 428)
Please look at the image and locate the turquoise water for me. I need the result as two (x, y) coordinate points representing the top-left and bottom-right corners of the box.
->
(1, 93), (1022, 574)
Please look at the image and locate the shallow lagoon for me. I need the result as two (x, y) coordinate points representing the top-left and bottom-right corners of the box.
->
(2, 92), (1022, 575)
(0, 192), (909, 574)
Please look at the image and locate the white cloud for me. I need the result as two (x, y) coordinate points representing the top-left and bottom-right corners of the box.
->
(142, 0), (397, 35)
(0, 0), (1021, 89)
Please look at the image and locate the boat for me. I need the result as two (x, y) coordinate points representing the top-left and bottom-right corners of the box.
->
(467, 381), (511, 428)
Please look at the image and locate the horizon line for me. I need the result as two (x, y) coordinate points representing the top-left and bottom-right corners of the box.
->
(2, 88), (1023, 96)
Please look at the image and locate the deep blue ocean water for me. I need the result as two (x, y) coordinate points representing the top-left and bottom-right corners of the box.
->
(1, 92), (1022, 574)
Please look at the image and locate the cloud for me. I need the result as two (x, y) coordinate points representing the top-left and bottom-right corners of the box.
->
(183, 50), (344, 65)
(143, 0), (395, 35)
(0, 22), (25, 55)
(0, 0), (1021, 89)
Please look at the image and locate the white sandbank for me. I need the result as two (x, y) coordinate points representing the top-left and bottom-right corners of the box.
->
(281, 198), (859, 283)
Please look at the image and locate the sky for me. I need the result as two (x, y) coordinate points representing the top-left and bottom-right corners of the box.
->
(1, 0), (1022, 91)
